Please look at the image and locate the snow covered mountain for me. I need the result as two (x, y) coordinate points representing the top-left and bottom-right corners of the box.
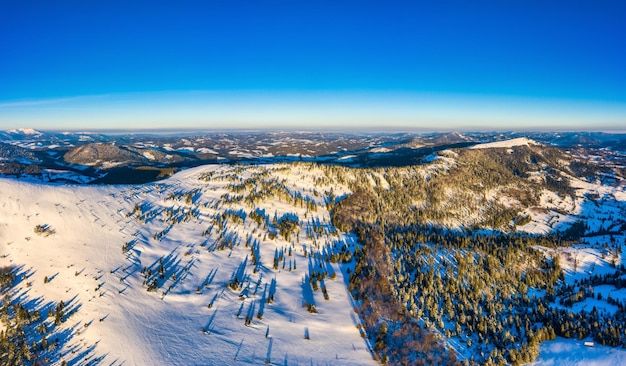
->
(6, 128), (44, 137)
(469, 137), (541, 149)
(1, 129), (624, 184)
(1, 133), (626, 365)
(1, 164), (375, 365)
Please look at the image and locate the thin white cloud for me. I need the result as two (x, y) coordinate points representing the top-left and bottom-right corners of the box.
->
(0, 96), (91, 109)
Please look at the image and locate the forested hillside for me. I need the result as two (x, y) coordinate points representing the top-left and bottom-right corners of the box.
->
(330, 143), (626, 365)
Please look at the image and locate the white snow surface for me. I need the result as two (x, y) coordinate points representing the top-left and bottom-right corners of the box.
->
(7, 127), (43, 135)
(336, 155), (357, 161)
(470, 137), (540, 149)
(529, 337), (626, 366)
(196, 147), (219, 155)
(518, 173), (625, 235)
(0, 164), (374, 365)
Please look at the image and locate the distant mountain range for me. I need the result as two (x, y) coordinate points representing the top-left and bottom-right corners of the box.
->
(1, 129), (624, 184)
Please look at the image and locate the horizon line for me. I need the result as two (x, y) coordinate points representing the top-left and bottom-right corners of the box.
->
(6, 126), (626, 135)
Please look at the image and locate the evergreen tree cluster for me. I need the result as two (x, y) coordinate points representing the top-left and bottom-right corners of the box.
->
(1, 266), (86, 365)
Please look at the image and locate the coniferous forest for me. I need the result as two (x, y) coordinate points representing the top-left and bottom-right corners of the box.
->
(330, 145), (626, 365)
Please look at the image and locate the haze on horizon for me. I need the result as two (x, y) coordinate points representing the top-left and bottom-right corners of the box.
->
(1, 1), (625, 132)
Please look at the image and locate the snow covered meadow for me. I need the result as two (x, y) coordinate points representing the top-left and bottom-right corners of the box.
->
(1, 164), (373, 365)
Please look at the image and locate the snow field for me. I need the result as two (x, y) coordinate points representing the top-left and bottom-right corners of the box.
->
(0, 164), (374, 365)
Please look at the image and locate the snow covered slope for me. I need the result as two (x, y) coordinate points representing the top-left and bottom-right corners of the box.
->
(2, 153), (625, 365)
(0, 164), (374, 365)
(530, 337), (626, 366)
(470, 137), (541, 149)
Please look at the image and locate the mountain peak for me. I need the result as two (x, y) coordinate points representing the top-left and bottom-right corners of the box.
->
(6, 128), (43, 136)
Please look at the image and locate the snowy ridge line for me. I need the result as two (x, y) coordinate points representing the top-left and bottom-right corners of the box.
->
(470, 137), (541, 149)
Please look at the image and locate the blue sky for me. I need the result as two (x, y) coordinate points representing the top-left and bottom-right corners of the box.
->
(1, 1), (625, 131)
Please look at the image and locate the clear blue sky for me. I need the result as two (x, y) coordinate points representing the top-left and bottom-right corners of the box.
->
(1, 1), (625, 131)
